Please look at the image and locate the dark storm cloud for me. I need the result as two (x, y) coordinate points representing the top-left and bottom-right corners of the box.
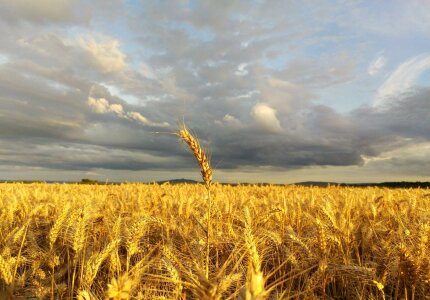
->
(0, 140), (192, 171)
(353, 89), (430, 140)
(185, 87), (430, 171)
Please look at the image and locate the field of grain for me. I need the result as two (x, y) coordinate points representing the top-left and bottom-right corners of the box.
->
(0, 183), (429, 299)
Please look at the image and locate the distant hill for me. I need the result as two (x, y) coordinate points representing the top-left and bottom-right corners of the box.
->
(294, 181), (339, 187)
(155, 178), (199, 184)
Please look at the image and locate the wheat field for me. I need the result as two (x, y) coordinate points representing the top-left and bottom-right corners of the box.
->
(0, 182), (429, 299)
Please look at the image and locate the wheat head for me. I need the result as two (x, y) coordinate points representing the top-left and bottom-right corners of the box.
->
(179, 124), (212, 188)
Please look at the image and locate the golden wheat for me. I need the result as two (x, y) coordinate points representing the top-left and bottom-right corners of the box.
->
(49, 203), (70, 250)
(0, 254), (13, 285)
(0, 183), (429, 298)
(83, 239), (120, 287)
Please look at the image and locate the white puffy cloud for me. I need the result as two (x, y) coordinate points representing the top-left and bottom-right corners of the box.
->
(88, 96), (169, 128)
(109, 103), (124, 115)
(88, 96), (124, 115)
(251, 103), (282, 133)
(88, 97), (109, 113)
(376, 53), (430, 106)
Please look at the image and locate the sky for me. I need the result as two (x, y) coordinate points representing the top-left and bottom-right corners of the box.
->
(0, 0), (430, 184)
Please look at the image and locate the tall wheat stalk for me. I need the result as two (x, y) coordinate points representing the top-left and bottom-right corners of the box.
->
(178, 124), (213, 280)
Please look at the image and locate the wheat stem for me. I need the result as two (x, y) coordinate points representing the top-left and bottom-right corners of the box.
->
(206, 188), (212, 280)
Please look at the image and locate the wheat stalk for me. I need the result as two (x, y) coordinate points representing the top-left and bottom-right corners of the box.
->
(178, 123), (213, 280)
(242, 207), (266, 300)
(83, 239), (120, 288)
(49, 203), (70, 250)
(162, 257), (183, 298)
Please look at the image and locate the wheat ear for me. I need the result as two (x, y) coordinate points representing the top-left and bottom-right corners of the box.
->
(178, 124), (212, 188)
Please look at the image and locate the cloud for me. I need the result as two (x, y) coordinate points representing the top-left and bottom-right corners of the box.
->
(127, 111), (170, 128)
(0, 0), (80, 24)
(214, 114), (242, 128)
(361, 142), (430, 177)
(251, 103), (282, 133)
(344, 1), (430, 38)
(88, 97), (120, 114)
(274, 54), (355, 88)
(235, 63), (248, 76)
(0, 141), (182, 172)
(88, 95), (169, 128)
(139, 62), (157, 79)
(78, 36), (127, 74)
(368, 53), (386, 76)
(376, 53), (430, 106)
(0, 53), (9, 65)
(223, 114), (241, 125)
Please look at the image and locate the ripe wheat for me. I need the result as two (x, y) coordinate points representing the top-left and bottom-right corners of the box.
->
(0, 182), (429, 299)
